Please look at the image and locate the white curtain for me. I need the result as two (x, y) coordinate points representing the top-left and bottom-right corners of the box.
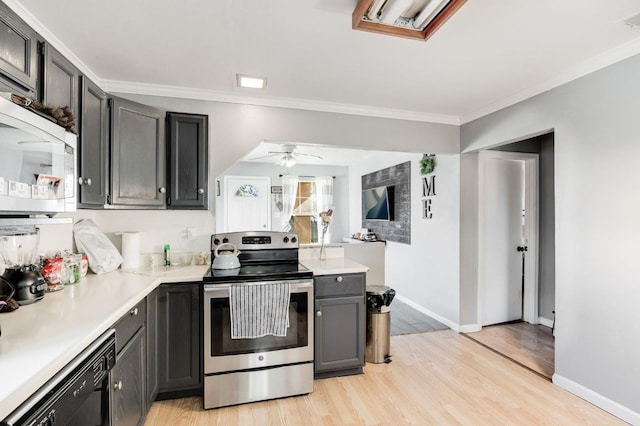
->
(280, 175), (299, 231)
(315, 176), (334, 242)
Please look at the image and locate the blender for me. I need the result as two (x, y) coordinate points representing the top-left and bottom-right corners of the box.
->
(0, 226), (46, 305)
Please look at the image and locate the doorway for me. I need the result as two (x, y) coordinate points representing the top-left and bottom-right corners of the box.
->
(222, 176), (271, 232)
(470, 133), (556, 379)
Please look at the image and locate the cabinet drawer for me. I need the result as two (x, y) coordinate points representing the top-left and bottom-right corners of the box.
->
(114, 299), (146, 354)
(314, 273), (365, 297)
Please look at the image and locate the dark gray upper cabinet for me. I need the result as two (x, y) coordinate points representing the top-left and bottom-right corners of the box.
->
(0, 2), (39, 94)
(78, 76), (108, 206)
(42, 43), (79, 117)
(110, 96), (165, 207)
(166, 112), (208, 210)
(314, 273), (366, 378)
(157, 283), (202, 397)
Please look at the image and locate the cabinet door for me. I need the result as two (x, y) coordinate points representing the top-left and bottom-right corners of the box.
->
(111, 326), (146, 426)
(42, 43), (79, 119)
(0, 2), (38, 93)
(314, 295), (365, 374)
(166, 112), (208, 209)
(146, 289), (159, 408)
(78, 76), (108, 206)
(157, 283), (202, 395)
(110, 96), (165, 207)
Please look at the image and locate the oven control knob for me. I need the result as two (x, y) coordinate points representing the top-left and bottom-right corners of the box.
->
(222, 238), (229, 243)
(283, 236), (289, 243)
(291, 236), (297, 243)
(213, 238), (220, 245)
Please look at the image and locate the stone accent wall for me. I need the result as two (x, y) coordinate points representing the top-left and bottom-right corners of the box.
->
(362, 161), (411, 244)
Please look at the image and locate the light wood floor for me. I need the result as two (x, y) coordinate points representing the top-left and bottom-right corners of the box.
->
(390, 299), (448, 336)
(465, 322), (555, 379)
(144, 330), (622, 425)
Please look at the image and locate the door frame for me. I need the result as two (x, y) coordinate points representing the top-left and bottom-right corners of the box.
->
(478, 150), (540, 326)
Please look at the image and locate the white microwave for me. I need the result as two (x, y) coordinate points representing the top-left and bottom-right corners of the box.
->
(0, 95), (77, 217)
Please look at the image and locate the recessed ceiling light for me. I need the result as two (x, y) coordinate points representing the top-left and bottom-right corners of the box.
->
(236, 74), (267, 89)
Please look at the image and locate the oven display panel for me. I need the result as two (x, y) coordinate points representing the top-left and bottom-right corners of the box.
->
(242, 236), (271, 245)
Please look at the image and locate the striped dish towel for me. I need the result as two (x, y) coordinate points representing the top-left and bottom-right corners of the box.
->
(230, 282), (291, 339)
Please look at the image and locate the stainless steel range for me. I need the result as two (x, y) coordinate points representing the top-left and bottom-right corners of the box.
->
(202, 231), (314, 409)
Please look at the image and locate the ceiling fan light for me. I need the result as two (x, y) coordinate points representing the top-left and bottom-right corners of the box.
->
(284, 154), (297, 168)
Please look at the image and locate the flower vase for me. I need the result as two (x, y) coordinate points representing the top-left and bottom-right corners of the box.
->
(319, 226), (328, 260)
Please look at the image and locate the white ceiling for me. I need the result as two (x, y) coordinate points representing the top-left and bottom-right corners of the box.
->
(10, 0), (640, 124)
(241, 141), (385, 167)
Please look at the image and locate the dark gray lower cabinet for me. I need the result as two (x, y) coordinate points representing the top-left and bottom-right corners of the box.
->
(314, 273), (366, 378)
(156, 283), (202, 398)
(146, 289), (159, 409)
(111, 326), (146, 426)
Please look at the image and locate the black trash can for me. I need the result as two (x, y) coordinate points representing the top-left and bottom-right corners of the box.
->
(365, 285), (396, 364)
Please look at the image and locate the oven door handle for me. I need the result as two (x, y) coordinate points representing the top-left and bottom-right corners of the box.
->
(203, 279), (313, 293)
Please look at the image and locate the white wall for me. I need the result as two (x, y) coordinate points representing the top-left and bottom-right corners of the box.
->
(349, 153), (461, 326)
(461, 53), (640, 422)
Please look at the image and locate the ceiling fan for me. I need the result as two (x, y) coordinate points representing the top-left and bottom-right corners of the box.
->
(248, 145), (323, 168)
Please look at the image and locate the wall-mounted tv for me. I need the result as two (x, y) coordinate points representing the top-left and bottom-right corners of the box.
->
(363, 186), (392, 221)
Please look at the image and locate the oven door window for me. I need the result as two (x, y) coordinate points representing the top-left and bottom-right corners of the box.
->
(209, 292), (308, 356)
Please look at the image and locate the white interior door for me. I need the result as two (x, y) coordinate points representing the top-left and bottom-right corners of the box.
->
(479, 151), (537, 326)
(223, 176), (271, 232)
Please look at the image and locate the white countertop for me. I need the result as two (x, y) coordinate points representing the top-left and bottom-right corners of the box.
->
(301, 257), (369, 275)
(0, 265), (208, 420)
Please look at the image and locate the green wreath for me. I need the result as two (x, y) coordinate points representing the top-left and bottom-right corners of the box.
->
(420, 155), (436, 175)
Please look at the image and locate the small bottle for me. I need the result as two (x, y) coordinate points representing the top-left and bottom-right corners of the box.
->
(164, 244), (171, 266)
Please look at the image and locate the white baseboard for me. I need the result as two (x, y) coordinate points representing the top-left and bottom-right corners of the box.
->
(394, 295), (481, 333)
(553, 374), (640, 425)
(538, 316), (553, 328)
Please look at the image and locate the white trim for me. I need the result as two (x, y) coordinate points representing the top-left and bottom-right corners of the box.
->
(458, 323), (482, 333)
(394, 295), (460, 332)
(478, 151), (539, 327)
(461, 37), (640, 124)
(103, 80), (461, 125)
(552, 374), (640, 425)
(2, 0), (103, 86)
(538, 316), (554, 329)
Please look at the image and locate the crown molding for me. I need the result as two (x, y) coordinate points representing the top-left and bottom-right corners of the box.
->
(461, 36), (640, 124)
(103, 79), (461, 125)
(2, 0), (104, 86)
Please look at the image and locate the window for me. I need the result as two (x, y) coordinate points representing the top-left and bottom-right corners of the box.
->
(282, 177), (333, 245)
(291, 181), (318, 244)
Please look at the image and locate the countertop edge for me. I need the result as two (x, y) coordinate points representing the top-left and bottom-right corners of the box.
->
(0, 266), (206, 420)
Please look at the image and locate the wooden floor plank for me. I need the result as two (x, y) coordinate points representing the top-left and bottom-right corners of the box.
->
(145, 330), (623, 425)
(465, 322), (555, 379)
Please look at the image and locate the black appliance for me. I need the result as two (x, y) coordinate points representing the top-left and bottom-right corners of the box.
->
(2, 266), (46, 305)
(203, 231), (314, 409)
(1, 329), (116, 426)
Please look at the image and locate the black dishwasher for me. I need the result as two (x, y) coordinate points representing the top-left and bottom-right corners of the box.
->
(1, 329), (116, 426)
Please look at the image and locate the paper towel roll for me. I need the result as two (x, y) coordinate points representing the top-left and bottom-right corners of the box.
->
(120, 232), (141, 269)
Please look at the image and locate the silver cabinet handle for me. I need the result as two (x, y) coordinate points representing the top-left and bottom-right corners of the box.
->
(86, 178), (92, 186)
(130, 307), (138, 316)
(198, 188), (205, 195)
(316, 311), (322, 318)
(159, 187), (166, 194)
(113, 380), (122, 391)
(78, 177), (84, 186)
(336, 276), (343, 283)
(78, 177), (93, 186)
